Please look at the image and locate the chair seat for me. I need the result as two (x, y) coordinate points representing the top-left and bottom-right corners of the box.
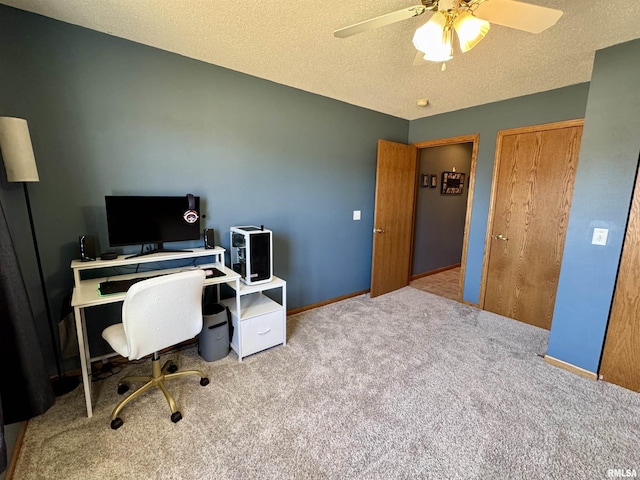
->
(102, 323), (128, 358)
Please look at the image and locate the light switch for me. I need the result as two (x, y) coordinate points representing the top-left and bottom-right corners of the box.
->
(592, 228), (608, 246)
(353, 210), (361, 221)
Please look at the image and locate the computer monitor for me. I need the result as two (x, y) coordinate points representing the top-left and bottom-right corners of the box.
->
(105, 195), (201, 257)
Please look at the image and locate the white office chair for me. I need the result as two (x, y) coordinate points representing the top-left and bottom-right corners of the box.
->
(101, 269), (209, 430)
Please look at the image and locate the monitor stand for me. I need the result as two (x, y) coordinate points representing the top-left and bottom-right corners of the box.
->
(125, 243), (192, 259)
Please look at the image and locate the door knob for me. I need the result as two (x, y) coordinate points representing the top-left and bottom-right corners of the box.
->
(494, 234), (508, 241)
(374, 228), (385, 233)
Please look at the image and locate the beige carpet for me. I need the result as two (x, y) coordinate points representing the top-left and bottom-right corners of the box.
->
(12, 287), (640, 479)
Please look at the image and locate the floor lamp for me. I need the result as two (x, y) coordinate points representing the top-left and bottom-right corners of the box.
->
(0, 116), (79, 396)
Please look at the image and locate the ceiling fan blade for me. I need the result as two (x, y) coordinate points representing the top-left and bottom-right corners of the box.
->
(413, 50), (428, 66)
(473, 0), (562, 34)
(334, 5), (427, 38)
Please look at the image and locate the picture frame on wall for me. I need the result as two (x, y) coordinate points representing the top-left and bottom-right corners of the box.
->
(430, 174), (437, 188)
(421, 173), (430, 188)
(441, 171), (465, 195)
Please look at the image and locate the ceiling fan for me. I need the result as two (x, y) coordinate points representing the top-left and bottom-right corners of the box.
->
(334, 0), (563, 66)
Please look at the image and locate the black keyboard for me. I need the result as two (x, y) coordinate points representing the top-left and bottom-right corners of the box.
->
(98, 268), (226, 295)
(98, 277), (151, 295)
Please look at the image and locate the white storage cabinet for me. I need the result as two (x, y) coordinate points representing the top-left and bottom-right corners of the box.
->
(222, 276), (286, 360)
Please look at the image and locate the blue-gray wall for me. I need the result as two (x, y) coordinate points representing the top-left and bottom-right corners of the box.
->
(0, 5), (407, 369)
(547, 38), (640, 373)
(412, 143), (472, 274)
(409, 85), (590, 304)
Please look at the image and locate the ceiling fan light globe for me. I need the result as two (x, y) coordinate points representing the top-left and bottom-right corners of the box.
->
(412, 12), (453, 62)
(421, 48), (453, 62)
(453, 11), (490, 53)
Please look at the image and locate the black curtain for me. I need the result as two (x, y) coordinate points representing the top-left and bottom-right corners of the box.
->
(0, 199), (54, 473)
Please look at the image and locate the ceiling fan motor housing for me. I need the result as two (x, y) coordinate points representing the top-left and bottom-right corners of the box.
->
(421, 0), (439, 8)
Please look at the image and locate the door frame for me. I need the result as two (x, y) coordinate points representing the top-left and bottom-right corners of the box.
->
(412, 134), (480, 302)
(478, 119), (584, 308)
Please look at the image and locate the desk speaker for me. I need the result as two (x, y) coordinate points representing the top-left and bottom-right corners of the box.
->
(204, 228), (215, 249)
(79, 235), (96, 262)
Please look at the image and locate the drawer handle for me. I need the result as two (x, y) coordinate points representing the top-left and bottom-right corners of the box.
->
(257, 328), (271, 335)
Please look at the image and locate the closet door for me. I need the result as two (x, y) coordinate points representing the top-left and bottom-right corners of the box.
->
(600, 161), (640, 392)
(481, 120), (583, 329)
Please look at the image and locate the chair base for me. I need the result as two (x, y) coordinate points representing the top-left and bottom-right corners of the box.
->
(109, 354), (208, 429)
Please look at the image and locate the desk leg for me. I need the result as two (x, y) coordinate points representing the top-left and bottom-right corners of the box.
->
(235, 278), (243, 362)
(74, 306), (93, 417)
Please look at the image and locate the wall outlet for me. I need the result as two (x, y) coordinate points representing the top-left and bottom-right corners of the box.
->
(592, 228), (608, 246)
(353, 210), (361, 221)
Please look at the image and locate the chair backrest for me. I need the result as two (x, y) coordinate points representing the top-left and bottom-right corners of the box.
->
(121, 269), (206, 360)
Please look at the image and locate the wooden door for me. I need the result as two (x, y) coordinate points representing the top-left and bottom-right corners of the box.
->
(481, 120), (583, 329)
(370, 140), (418, 298)
(600, 160), (640, 392)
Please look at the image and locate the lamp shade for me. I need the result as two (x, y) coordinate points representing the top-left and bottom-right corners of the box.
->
(413, 12), (453, 62)
(453, 12), (490, 53)
(0, 116), (39, 182)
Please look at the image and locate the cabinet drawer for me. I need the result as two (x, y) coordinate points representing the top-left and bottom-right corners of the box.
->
(240, 309), (284, 357)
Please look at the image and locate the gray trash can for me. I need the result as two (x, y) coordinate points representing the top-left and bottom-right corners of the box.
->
(198, 303), (230, 362)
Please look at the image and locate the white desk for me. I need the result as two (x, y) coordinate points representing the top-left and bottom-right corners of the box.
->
(70, 247), (241, 417)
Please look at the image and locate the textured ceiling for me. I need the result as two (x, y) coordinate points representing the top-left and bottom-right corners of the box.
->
(2, 0), (640, 120)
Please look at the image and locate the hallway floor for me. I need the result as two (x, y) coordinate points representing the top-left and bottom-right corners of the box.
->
(410, 267), (461, 301)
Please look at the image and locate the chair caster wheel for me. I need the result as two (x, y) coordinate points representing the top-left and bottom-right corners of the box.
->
(200, 377), (210, 386)
(111, 418), (123, 430)
(167, 363), (178, 373)
(171, 411), (182, 423)
(117, 383), (129, 395)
